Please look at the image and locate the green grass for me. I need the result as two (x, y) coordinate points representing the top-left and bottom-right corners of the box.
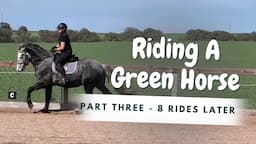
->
(0, 41), (256, 107)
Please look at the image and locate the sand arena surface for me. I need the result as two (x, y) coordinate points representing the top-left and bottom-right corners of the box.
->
(0, 108), (255, 144)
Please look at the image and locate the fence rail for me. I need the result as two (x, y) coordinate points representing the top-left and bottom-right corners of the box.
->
(1, 61), (256, 75)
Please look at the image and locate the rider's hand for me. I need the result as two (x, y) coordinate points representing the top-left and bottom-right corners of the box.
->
(51, 46), (57, 53)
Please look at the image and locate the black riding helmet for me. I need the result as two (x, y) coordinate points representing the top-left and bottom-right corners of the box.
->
(57, 23), (68, 30)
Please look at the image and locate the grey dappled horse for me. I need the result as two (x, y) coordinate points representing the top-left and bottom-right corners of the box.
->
(16, 43), (114, 113)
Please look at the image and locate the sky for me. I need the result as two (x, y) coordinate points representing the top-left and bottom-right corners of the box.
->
(0, 0), (255, 33)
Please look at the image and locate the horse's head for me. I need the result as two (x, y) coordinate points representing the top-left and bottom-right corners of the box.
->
(16, 43), (51, 72)
(16, 46), (31, 72)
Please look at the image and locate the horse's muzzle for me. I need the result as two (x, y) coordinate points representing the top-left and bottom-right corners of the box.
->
(16, 66), (24, 72)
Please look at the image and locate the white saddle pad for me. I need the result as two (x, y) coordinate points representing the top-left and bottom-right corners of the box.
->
(52, 62), (78, 74)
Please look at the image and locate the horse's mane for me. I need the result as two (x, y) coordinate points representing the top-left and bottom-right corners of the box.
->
(20, 43), (51, 58)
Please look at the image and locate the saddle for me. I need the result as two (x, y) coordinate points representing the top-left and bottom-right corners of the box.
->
(52, 53), (79, 75)
(66, 54), (79, 62)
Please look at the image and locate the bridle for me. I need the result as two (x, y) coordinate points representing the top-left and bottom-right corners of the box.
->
(17, 48), (31, 71)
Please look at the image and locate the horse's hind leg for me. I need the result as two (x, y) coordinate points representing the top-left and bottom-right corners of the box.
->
(84, 85), (94, 94)
(96, 84), (112, 94)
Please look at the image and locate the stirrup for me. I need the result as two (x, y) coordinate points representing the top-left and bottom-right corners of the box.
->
(62, 77), (69, 84)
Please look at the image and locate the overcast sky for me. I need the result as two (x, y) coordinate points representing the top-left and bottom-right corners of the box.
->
(0, 0), (255, 33)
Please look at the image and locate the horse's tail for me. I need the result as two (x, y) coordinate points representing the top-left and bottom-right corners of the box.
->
(101, 64), (112, 83)
(101, 64), (133, 95)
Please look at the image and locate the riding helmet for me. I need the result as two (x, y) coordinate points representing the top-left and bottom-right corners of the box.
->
(57, 23), (68, 30)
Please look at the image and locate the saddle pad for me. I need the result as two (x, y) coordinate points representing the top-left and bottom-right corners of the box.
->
(52, 61), (78, 74)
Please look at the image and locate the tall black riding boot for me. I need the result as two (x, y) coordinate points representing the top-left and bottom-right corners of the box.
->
(55, 64), (67, 85)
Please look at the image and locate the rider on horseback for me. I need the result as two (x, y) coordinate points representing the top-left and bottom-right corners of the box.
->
(53, 23), (73, 85)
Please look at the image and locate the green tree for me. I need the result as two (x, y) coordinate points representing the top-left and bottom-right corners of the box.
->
(16, 26), (32, 43)
(236, 33), (252, 41)
(0, 22), (13, 42)
(0, 22), (11, 29)
(185, 29), (213, 41)
(143, 28), (163, 41)
(77, 28), (100, 42)
(38, 30), (57, 43)
(213, 31), (235, 41)
(121, 27), (143, 40)
(68, 30), (80, 42)
(104, 32), (121, 41)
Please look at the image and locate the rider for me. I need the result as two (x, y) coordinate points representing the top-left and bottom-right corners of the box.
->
(54, 23), (73, 84)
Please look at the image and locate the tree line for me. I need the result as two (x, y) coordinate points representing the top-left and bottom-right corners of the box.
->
(1, 22), (256, 43)
(185, 29), (256, 41)
(0, 22), (164, 43)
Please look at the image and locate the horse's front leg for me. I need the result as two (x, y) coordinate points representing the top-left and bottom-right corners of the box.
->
(27, 82), (44, 109)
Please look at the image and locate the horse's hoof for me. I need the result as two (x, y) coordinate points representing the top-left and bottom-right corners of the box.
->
(39, 109), (50, 113)
(27, 101), (33, 109)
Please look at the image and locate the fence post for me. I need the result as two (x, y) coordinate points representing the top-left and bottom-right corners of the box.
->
(172, 72), (179, 96)
(63, 87), (69, 104)
(61, 87), (71, 110)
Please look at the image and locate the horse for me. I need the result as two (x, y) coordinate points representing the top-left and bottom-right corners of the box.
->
(16, 43), (117, 113)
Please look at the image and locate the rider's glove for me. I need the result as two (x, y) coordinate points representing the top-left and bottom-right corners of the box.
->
(51, 46), (57, 53)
